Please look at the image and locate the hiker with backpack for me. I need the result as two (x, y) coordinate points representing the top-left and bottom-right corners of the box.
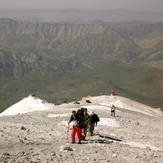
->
(82, 108), (90, 140)
(111, 105), (116, 117)
(89, 111), (100, 136)
(68, 110), (85, 144)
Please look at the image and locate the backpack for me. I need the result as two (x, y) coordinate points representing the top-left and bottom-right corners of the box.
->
(90, 113), (100, 123)
(77, 108), (85, 117)
(76, 108), (88, 127)
(111, 106), (116, 111)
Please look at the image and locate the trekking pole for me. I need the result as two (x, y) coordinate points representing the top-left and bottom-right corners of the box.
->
(67, 123), (69, 143)
(88, 130), (90, 141)
(87, 125), (90, 141)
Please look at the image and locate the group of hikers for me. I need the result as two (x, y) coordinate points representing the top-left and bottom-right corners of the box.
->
(68, 108), (100, 144)
(68, 104), (117, 144)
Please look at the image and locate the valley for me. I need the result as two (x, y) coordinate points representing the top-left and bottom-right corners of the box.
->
(0, 15), (163, 113)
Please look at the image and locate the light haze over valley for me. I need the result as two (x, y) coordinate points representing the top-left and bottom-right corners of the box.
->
(0, 0), (163, 162)
(0, 0), (163, 13)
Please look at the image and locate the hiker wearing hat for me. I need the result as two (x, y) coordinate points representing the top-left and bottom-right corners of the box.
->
(89, 111), (100, 136)
(111, 105), (116, 117)
(82, 108), (90, 140)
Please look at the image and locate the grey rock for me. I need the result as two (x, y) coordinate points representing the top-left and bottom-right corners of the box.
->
(63, 146), (74, 151)
(21, 126), (26, 130)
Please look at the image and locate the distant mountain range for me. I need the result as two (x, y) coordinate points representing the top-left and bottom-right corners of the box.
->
(105, 21), (163, 69)
(0, 8), (163, 23)
(0, 18), (142, 77)
(1, 18), (163, 77)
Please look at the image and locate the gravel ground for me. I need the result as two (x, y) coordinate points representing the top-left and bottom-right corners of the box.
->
(0, 95), (163, 163)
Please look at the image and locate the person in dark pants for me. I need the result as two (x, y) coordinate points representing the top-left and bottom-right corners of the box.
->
(82, 108), (90, 140)
(111, 105), (116, 117)
(89, 111), (100, 136)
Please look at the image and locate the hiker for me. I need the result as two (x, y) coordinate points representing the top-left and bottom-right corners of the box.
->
(89, 111), (100, 136)
(111, 105), (116, 117)
(62, 100), (67, 104)
(68, 110), (85, 144)
(82, 108), (90, 140)
(74, 99), (80, 104)
(111, 91), (116, 96)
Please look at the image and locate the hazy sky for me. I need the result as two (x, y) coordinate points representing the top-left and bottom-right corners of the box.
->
(0, 0), (163, 13)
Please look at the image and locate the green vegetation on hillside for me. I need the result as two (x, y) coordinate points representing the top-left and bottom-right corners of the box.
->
(0, 64), (163, 113)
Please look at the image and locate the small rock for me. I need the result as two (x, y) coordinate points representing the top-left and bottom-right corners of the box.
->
(19, 139), (24, 143)
(63, 147), (73, 151)
(146, 146), (151, 151)
(51, 152), (56, 156)
(112, 154), (117, 158)
(3, 153), (10, 156)
(21, 126), (26, 130)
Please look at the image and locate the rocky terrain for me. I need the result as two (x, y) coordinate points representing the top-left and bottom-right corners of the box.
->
(0, 95), (163, 163)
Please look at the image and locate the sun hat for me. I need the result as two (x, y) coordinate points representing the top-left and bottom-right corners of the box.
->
(90, 111), (94, 115)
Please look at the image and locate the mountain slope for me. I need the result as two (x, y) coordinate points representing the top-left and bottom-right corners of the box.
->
(55, 28), (141, 62)
(108, 21), (163, 69)
(0, 19), (142, 77)
(0, 95), (163, 162)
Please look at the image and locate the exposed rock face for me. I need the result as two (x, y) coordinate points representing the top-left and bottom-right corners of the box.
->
(0, 18), (142, 77)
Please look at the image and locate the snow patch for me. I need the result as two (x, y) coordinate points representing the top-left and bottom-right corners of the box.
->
(0, 95), (54, 116)
(122, 141), (163, 151)
(0, 94), (160, 119)
(99, 96), (160, 117)
(58, 121), (69, 126)
(47, 113), (70, 118)
(98, 118), (119, 127)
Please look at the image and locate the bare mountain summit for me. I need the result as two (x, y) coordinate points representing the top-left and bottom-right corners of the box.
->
(0, 95), (163, 162)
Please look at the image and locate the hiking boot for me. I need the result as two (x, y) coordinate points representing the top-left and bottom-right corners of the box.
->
(82, 137), (85, 140)
(90, 131), (93, 136)
(71, 141), (75, 144)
